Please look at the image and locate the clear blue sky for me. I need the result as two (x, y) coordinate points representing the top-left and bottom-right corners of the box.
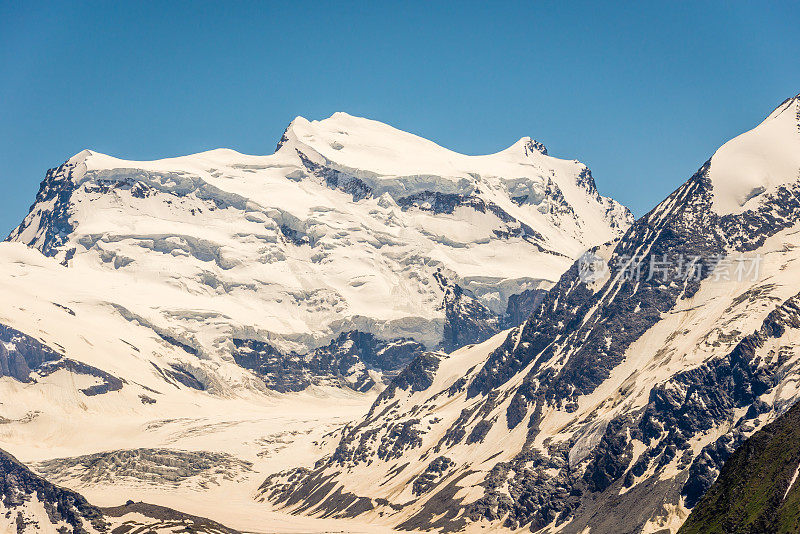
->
(1, 1), (798, 235)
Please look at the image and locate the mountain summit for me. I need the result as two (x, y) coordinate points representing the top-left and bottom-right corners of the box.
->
(4, 113), (631, 392)
(709, 93), (800, 214)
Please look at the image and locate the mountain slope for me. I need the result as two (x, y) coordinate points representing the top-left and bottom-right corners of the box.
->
(0, 446), (106, 534)
(678, 399), (800, 534)
(5, 113), (631, 392)
(260, 94), (800, 533)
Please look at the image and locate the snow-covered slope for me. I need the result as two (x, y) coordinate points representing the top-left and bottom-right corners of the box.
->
(6, 112), (631, 391)
(0, 240), (391, 533)
(709, 94), (800, 214)
(261, 94), (800, 533)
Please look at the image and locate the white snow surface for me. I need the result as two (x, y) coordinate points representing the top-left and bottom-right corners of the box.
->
(710, 94), (800, 214)
(8, 112), (631, 355)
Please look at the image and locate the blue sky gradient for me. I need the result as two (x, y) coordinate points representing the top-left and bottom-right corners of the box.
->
(1, 1), (798, 234)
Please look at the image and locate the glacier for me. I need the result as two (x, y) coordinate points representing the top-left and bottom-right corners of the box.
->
(5, 111), (631, 392)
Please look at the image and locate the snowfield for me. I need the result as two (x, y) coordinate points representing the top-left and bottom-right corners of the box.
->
(0, 241), (388, 532)
(710, 93), (800, 214)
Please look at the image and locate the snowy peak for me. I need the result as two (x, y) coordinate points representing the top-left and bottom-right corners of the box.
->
(278, 112), (456, 165)
(276, 111), (631, 241)
(278, 112), (550, 168)
(710, 92), (800, 214)
(277, 112), (554, 179)
(4, 113), (631, 393)
(516, 135), (548, 156)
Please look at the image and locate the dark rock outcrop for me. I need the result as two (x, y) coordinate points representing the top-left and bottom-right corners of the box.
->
(0, 324), (124, 396)
(0, 447), (108, 533)
(233, 331), (426, 392)
(0, 324), (62, 382)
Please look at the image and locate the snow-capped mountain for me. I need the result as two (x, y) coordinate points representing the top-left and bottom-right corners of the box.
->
(5, 112), (631, 391)
(261, 95), (800, 533)
(0, 113), (630, 532)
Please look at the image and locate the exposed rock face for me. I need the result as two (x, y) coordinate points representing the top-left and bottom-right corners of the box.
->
(395, 191), (547, 244)
(37, 359), (125, 396)
(503, 287), (547, 328)
(643, 295), (800, 508)
(435, 271), (502, 353)
(0, 447), (108, 533)
(412, 456), (455, 496)
(100, 502), (239, 534)
(0, 446), (241, 533)
(0, 324), (62, 382)
(34, 449), (254, 490)
(258, 94), (800, 533)
(6, 155), (81, 259)
(232, 331), (426, 392)
(0, 323), (123, 395)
